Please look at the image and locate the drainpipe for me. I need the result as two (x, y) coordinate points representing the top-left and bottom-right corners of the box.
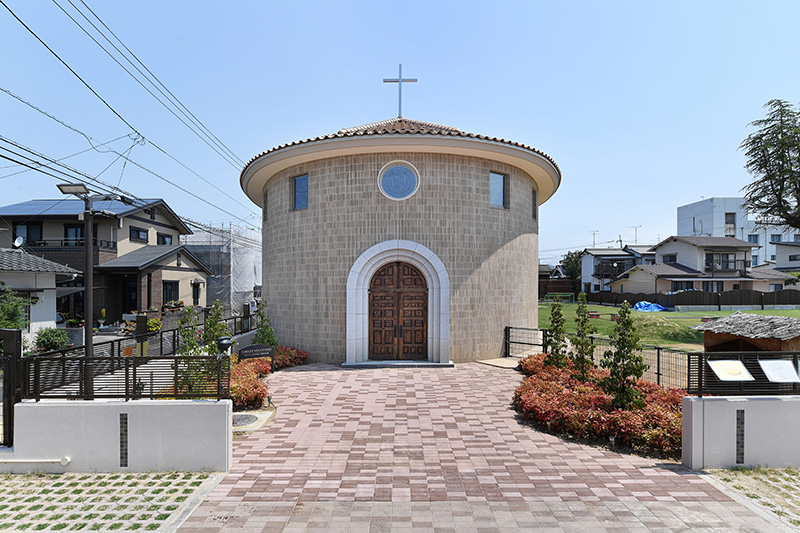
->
(0, 457), (71, 465)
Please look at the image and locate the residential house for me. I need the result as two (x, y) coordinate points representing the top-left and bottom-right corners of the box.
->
(677, 197), (800, 265)
(580, 245), (655, 293)
(0, 248), (80, 341)
(610, 236), (793, 293)
(0, 198), (210, 324)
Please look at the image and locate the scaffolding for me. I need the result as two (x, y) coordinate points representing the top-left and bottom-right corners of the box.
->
(181, 224), (261, 316)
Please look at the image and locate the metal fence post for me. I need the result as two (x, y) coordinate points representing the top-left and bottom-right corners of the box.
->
(656, 347), (662, 386)
(1, 329), (22, 446)
(503, 326), (510, 358)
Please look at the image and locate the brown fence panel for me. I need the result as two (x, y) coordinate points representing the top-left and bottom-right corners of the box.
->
(719, 289), (762, 307)
(674, 290), (718, 307)
(763, 289), (800, 306)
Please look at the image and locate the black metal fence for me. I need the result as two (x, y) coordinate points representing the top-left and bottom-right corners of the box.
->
(688, 351), (800, 397)
(504, 326), (691, 390)
(1, 329), (23, 447)
(24, 353), (230, 401)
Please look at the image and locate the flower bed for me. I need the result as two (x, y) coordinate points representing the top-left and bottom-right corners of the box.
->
(273, 345), (310, 370)
(513, 354), (685, 457)
(229, 345), (309, 410)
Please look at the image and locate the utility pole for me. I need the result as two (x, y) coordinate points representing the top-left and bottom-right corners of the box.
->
(630, 225), (641, 244)
(618, 235), (623, 247)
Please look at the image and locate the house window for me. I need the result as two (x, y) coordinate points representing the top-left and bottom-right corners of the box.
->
(705, 253), (737, 270)
(795, 234), (800, 242)
(292, 174), (308, 211)
(725, 212), (736, 225)
(13, 222), (42, 245)
(64, 224), (83, 246)
(733, 284), (740, 290)
(770, 283), (783, 292)
(157, 233), (173, 245)
(489, 171), (507, 208)
(532, 189), (538, 220)
(771, 234), (782, 243)
(702, 281), (724, 293)
(163, 281), (179, 303)
(592, 284), (600, 292)
(176, 252), (182, 267)
(192, 283), (201, 306)
(771, 255), (777, 261)
(791, 255), (800, 262)
(130, 226), (149, 243)
(752, 254), (759, 265)
(671, 281), (694, 292)
(748, 234), (759, 244)
(662, 254), (677, 263)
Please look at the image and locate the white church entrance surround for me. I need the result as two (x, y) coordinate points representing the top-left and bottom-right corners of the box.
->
(346, 240), (450, 364)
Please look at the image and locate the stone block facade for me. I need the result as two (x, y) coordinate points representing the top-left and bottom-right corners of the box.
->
(261, 152), (540, 363)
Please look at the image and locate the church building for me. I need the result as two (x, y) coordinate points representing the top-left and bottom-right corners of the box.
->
(240, 116), (561, 364)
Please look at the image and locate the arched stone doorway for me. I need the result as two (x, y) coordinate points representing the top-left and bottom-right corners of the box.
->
(346, 239), (450, 365)
(369, 261), (428, 360)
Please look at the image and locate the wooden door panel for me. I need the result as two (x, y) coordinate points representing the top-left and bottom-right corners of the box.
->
(369, 261), (427, 361)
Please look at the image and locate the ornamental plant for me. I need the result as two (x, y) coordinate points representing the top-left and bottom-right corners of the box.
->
(601, 301), (647, 410)
(543, 296), (568, 368)
(571, 292), (597, 381)
(230, 361), (269, 410)
(273, 345), (310, 370)
(34, 327), (69, 352)
(252, 300), (279, 348)
(514, 354), (684, 457)
(0, 285), (29, 330)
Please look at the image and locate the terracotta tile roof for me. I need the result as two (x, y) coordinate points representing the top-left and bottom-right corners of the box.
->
(242, 117), (561, 177)
(0, 248), (79, 274)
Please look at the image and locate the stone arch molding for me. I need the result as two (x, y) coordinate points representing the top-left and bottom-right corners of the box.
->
(346, 240), (450, 364)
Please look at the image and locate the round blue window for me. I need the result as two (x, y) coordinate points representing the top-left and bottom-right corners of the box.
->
(378, 162), (419, 200)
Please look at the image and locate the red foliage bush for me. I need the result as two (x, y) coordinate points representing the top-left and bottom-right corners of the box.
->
(273, 345), (310, 370)
(230, 361), (269, 410)
(514, 354), (685, 457)
(237, 357), (272, 377)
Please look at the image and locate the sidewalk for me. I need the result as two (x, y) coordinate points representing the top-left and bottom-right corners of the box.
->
(181, 363), (784, 531)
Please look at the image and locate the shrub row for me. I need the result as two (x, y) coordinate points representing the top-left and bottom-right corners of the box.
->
(229, 344), (310, 410)
(513, 354), (685, 457)
(273, 345), (310, 370)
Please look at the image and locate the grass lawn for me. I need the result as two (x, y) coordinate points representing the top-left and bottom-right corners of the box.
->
(539, 302), (800, 349)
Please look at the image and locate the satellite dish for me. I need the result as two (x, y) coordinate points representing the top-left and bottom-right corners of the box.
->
(12, 236), (23, 249)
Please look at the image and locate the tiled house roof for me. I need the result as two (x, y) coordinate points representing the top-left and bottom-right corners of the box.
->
(0, 248), (79, 274)
(692, 311), (800, 340)
(241, 117), (561, 178)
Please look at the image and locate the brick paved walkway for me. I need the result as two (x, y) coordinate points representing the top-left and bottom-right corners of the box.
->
(181, 363), (781, 531)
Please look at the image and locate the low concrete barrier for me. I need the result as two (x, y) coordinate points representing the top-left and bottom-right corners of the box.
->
(0, 399), (232, 473)
(682, 395), (800, 470)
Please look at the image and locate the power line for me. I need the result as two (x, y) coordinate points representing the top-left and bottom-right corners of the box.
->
(74, 0), (244, 167)
(51, 0), (243, 169)
(0, 84), (258, 216)
(0, 5), (256, 217)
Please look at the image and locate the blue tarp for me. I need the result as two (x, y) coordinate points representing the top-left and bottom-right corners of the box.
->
(632, 301), (665, 312)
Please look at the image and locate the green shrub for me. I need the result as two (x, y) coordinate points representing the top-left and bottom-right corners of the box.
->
(252, 301), (279, 348)
(35, 328), (70, 352)
(514, 353), (684, 457)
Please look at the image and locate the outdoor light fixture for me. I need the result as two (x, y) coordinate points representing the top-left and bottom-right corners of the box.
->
(56, 183), (90, 196)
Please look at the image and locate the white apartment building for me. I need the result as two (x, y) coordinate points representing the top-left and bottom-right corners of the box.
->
(677, 197), (800, 266)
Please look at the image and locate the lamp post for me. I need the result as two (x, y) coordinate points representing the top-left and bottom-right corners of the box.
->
(57, 183), (98, 398)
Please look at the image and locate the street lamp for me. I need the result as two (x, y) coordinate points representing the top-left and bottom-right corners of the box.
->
(57, 183), (95, 398)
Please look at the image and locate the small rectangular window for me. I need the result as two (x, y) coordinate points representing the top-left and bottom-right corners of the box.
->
(163, 281), (179, 303)
(532, 189), (538, 220)
(490, 171), (507, 208)
(770, 283), (783, 292)
(671, 280), (694, 292)
(13, 222), (42, 244)
(130, 226), (148, 243)
(293, 174), (308, 211)
(771, 234), (782, 243)
(752, 254), (759, 265)
(748, 234), (759, 244)
(795, 234), (800, 242)
(157, 233), (173, 245)
(790, 255), (800, 262)
(662, 254), (677, 263)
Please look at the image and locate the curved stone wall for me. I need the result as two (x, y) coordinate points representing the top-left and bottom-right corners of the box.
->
(261, 151), (539, 363)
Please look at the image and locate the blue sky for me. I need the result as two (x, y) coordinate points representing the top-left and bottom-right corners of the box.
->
(2, 1), (799, 264)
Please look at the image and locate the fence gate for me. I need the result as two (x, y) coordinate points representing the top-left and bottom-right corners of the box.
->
(1, 329), (22, 447)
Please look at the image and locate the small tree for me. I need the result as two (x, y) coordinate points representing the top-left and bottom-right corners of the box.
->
(252, 300), (279, 348)
(0, 285), (29, 330)
(200, 300), (230, 351)
(561, 250), (583, 295)
(177, 305), (202, 356)
(543, 296), (568, 368)
(601, 301), (647, 409)
(571, 292), (596, 380)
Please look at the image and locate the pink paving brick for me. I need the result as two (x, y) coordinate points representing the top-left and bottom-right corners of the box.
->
(182, 363), (781, 531)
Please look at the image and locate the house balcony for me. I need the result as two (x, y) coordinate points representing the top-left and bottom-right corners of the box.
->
(704, 259), (749, 276)
(23, 239), (117, 250)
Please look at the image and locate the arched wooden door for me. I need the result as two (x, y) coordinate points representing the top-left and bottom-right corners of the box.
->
(369, 262), (428, 360)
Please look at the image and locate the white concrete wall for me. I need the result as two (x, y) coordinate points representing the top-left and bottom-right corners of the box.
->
(0, 399), (232, 473)
(682, 396), (800, 470)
